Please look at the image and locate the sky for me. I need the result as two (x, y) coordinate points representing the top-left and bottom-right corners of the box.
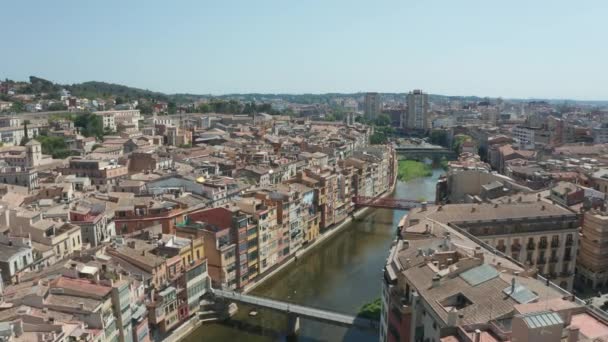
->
(2, 0), (608, 100)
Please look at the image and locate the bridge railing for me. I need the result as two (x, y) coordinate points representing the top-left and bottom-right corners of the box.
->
(352, 196), (421, 209)
(212, 288), (379, 329)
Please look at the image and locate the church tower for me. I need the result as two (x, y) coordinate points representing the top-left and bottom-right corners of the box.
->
(25, 139), (42, 167)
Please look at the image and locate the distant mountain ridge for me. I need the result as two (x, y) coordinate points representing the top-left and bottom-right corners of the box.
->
(7, 76), (608, 106)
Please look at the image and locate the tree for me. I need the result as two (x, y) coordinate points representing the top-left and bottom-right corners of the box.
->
(12, 101), (25, 113)
(74, 113), (104, 140)
(136, 102), (153, 115)
(20, 120), (31, 146)
(47, 103), (68, 111)
(374, 114), (391, 126)
(197, 103), (211, 113)
(324, 114), (336, 122)
(429, 130), (449, 147)
(370, 132), (388, 145)
(168, 101), (177, 114)
(452, 134), (472, 152)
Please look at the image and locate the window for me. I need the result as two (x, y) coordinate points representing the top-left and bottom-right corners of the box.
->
(566, 234), (573, 245)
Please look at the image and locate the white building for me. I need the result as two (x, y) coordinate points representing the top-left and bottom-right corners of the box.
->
(94, 109), (142, 132)
(512, 125), (539, 150)
(593, 124), (608, 144)
(405, 89), (428, 130)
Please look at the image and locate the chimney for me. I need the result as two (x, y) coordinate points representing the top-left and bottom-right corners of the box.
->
(510, 277), (516, 294)
(79, 303), (85, 310)
(447, 309), (458, 326)
(474, 329), (481, 342)
(421, 201), (427, 211)
(141, 250), (146, 256)
(494, 203), (498, 208)
(568, 326), (579, 342)
(541, 205), (546, 211)
(432, 274), (441, 288)
(471, 207), (476, 213)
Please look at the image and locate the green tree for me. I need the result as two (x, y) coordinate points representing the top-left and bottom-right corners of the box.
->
(198, 103), (211, 113)
(324, 114), (336, 121)
(74, 113), (104, 140)
(374, 114), (391, 126)
(12, 101), (25, 113)
(20, 120), (31, 146)
(452, 134), (472, 152)
(136, 102), (153, 115)
(370, 132), (388, 145)
(168, 101), (177, 114)
(429, 130), (449, 147)
(48, 103), (68, 111)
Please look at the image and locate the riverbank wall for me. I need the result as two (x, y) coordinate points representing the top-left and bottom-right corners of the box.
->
(170, 148), (398, 341)
(243, 149), (399, 294)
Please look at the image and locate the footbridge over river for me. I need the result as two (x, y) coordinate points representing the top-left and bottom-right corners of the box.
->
(211, 288), (379, 336)
(395, 143), (456, 161)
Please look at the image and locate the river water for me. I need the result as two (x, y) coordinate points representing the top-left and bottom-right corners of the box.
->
(184, 169), (443, 342)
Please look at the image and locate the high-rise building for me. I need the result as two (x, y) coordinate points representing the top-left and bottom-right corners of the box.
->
(364, 92), (381, 120)
(405, 89), (429, 130)
(577, 210), (608, 289)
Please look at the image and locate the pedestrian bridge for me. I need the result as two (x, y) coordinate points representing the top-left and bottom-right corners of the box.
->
(395, 145), (456, 160)
(211, 288), (379, 333)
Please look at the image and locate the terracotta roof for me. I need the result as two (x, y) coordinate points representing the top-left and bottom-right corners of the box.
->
(51, 277), (111, 299)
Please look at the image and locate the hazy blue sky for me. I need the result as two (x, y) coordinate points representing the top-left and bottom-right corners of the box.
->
(2, 0), (607, 99)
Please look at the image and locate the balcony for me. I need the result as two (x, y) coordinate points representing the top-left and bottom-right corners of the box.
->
(526, 243), (535, 251)
(560, 271), (573, 277)
(538, 241), (548, 250)
(511, 244), (521, 252)
(537, 257), (546, 265)
(496, 245), (506, 253)
(551, 240), (559, 248)
(566, 239), (574, 247)
(549, 256), (559, 263)
(564, 254), (572, 261)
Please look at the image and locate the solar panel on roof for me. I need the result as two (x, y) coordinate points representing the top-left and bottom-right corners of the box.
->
(460, 264), (499, 286)
(502, 283), (539, 304)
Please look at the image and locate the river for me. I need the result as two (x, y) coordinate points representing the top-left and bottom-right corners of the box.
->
(184, 169), (444, 342)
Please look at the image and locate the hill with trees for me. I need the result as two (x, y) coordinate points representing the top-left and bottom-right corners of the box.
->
(66, 81), (169, 102)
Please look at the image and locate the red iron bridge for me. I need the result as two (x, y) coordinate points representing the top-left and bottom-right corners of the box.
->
(352, 196), (422, 210)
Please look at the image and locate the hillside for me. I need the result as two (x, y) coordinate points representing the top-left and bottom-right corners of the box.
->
(66, 81), (169, 101)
